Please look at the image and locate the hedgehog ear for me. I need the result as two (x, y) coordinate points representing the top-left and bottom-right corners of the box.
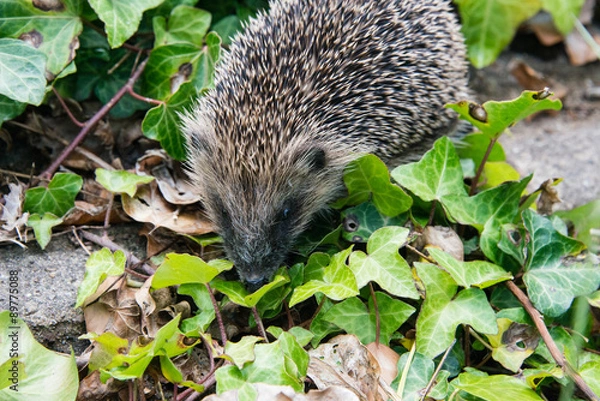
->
(294, 146), (327, 173)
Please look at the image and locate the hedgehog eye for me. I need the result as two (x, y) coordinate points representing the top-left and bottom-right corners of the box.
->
(282, 208), (290, 219)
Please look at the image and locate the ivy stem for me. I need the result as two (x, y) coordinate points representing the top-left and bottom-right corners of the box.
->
(252, 306), (268, 342)
(469, 137), (497, 195)
(420, 339), (456, 401)
(506, 281), (599, 401)
(368, 282), (381, 345)
(205, 283), (227, 347)
(41, 56), (149, 180)
(51, 87), (84, 127)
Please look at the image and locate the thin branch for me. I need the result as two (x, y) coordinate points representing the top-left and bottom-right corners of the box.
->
(127, 86), (164, 106)
(469, 137), (497, 195)
(41, 56), (149, 180)
(205, 283), (227, 347)
(505, 281), (599, 401)
(52, 87), (84, 127)
(369, 282), (381, 345)
(252, 306), (268, 342)
(421, 339), (456, 401)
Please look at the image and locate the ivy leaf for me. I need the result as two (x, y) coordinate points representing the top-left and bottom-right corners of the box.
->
(216, 332), (308, 393)
(75, 248), (126, 308)
(178, 284), (216, 334)
(26, 213), (63, 250)
(142, 44), (201, 100)
(454, 0), (542, 68)
(0, 0), (82, 76)
(427, 248), (512, 289)
(88, 0), (164, 48)
(0, 311), (78, 401)
(348, 226), (419, 299)
(289, 247), (358, 307)
(392, 136), (467, 203)
(336, 154), (412, 217)
(152, 253), (233, 288)
(415, 263), (498, 358)
(0, 39), (47, 105)
(23, 173), (83, 217)
(340, 201), (407, 243)
(521, 210), (598, 317)
(452, 371), (544, 401)
(211, 272), (289, 308)
(542, 0), (586, 34)
(323, 292), (415, 345)
(221, 336), (263, 369)
(95, 168), (155, 197)
(393, 352), (451, 401)
(446, 90), (562, 139)
(0, 94), (26, 127)
(153, 5), (211, 47)
(486, 318), (539, 372)
(442, 177), (531, 265)
(191, 32), (222, 90)
(142, 81), (195, 160)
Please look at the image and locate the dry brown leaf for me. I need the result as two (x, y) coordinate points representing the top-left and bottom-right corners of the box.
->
(536, 178), (561, 215)
(136, 150), (202, 205)
(204, 383), (361, 401)
(122, 181), (213, 235)
(76, 370), (126, 401)
(308, 334), (382, 401)
(416, 226), (464, 262)
(508, 60), (568, 100)
(365, 343), (399, 386)
(565, 27), (600, 66)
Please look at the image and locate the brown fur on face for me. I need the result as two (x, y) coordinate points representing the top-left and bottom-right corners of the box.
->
(182, 0), (469, 288)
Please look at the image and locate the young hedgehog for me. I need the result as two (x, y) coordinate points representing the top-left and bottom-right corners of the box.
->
(182, 0), (469, 290)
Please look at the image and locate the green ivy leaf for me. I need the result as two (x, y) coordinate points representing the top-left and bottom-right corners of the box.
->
(323, 292), (415, 345)
(289, 247), (358, 307)
(393, 352), (451, 401)
(392, 136), (467, 203)
(454, 0), (542, 68)
(88, 0), (164, 48)
(0, 94), (26, 127)
(485, 318), (538, 372)
(337, 154), (412, 217)
(191, 31), (222, 90)
(340, 201), (407, 243)
(453, 371), (544, 401)
(211, 15), (243, 45)
(23, 173), (83, 217)
(142, 44), (201, 100)
(76, 248), (126, 307)
(26, 213), (63, 250)
(211, 272), (289, 308)
(442, 177), (531, 265)
(95, 168), (154, 197)
(555, 199), (600, 254)
(348, 226), (419, 299)
(521, 210), (598, 317)
(0, 311), (78, 401)
(178, 284), (216, 334)
(153, 5), (211, 47)
(0, 0), (83, 76)
(153, 253), (233, 288)
(0, 39), (47, 105)
(427, 248), (512, 289)
(142, 81), (195, 160)
(216, 332), (308, 393)
(542, 0), (586, 34)
(415, 263), (498, 358)
(446, 91), (563, 139)
(222, 336), (263, 369)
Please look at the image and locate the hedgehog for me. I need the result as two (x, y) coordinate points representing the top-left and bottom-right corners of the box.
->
(182, 0), (469, 290)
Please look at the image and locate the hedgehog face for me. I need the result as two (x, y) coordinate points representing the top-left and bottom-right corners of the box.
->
(199, 145), (336, 291)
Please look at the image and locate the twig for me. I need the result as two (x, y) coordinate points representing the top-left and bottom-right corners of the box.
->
(252, 306), (268, 342)
(469, 137), (497, 195)
(51, 87), (84, 127)
(369, 282), (381, 345)
(505, 281), (599, 401)
(405, 244), (435, 263)
(78, 229), (155, 276)
(421, 339), (456, 401)
(41, 57), (149, 180)
(206, 283), (227, 347)
(127, 87), (164, 106)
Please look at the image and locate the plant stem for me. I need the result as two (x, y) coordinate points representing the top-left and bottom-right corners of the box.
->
(252, 306), (268, 342)
(205, 283), (227, 347)
(506, 281), (599, 401)
(469, 137), (497, 195)
(41, 57), (149, 180)
(369, 282), (381, 345)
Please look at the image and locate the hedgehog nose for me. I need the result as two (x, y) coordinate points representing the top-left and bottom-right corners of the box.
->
(245, 276), (268, 293)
